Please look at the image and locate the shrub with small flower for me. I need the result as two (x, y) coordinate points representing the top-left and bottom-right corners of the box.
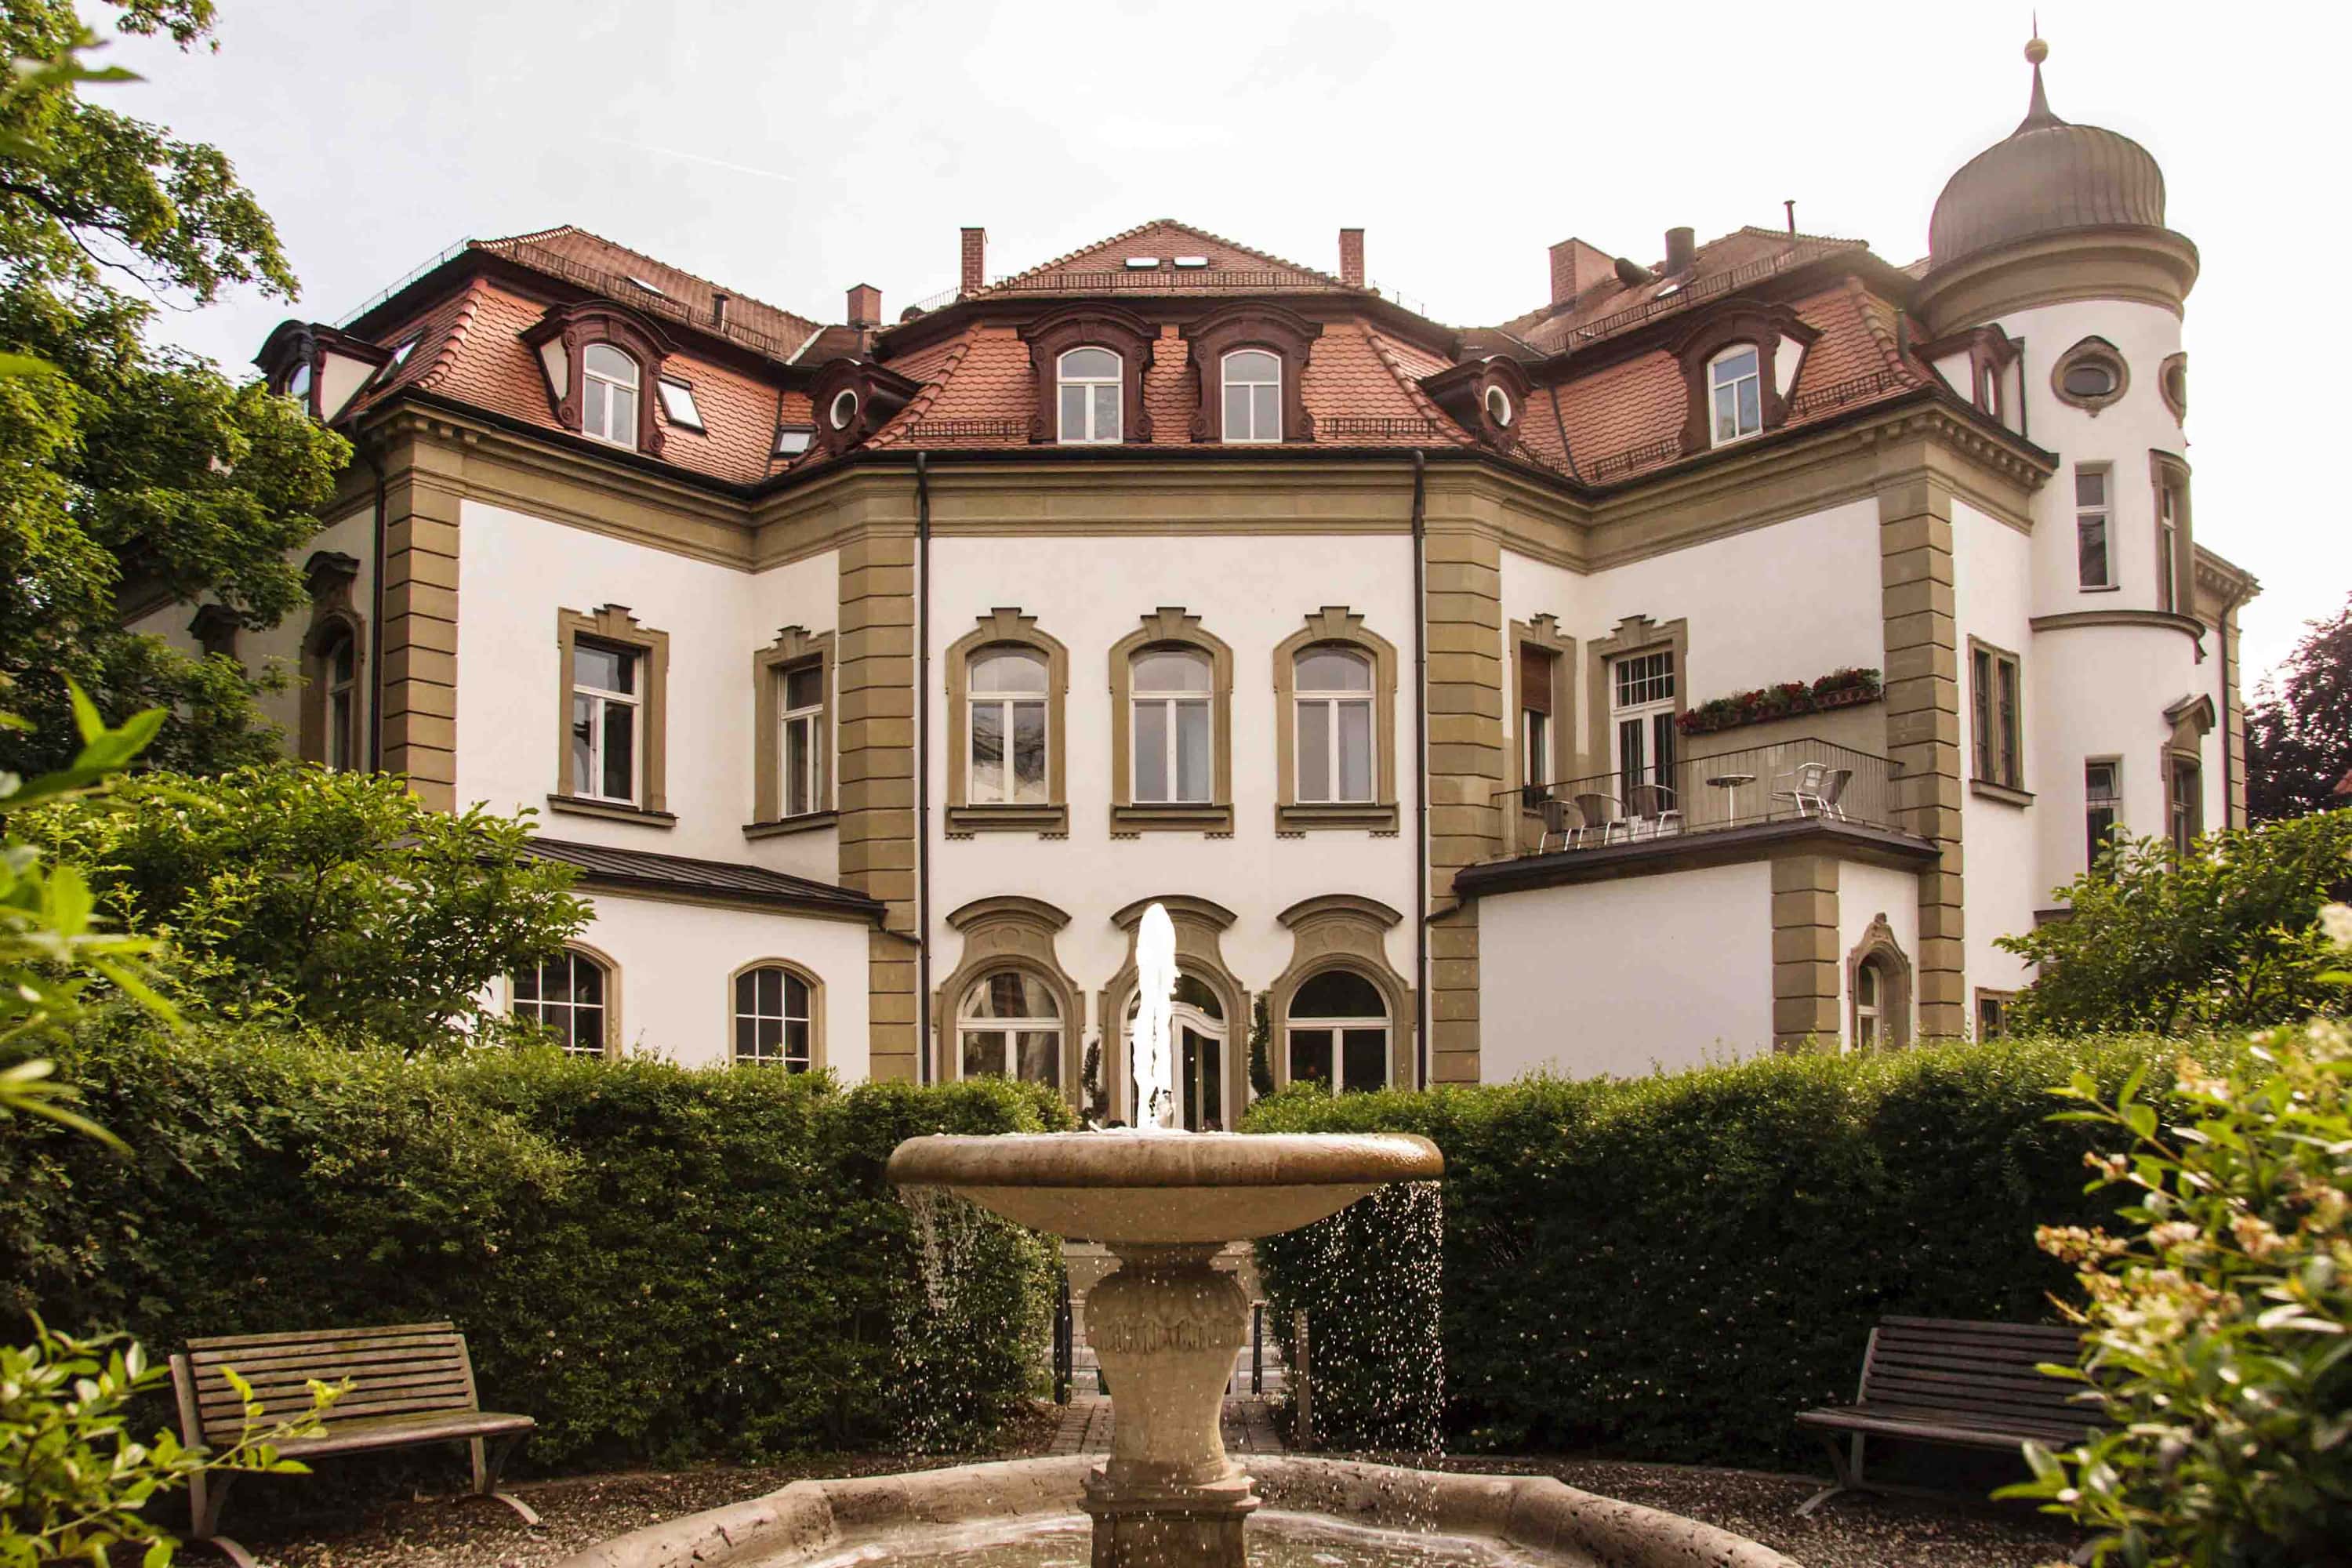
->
(2002, 969), (2352, 1563)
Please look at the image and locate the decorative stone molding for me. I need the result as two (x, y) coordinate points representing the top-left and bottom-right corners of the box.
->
(2049, 335), (2129, 417)
(1584, 614), (1689, 779)
(946, 608), (1070, 834)
(2149, 448), (2194, 621)
(1418, 356), (1532, 450)
(1265, 895), (1413, 1092)
(1877, 470), (1965, 1038)
(1181, 303), (1322, 443)
(521, 301), (674, 456)
(1671, 302), (1820, 455)
(750, 626), (833, 829)
(934, 895), (1083, 1098)
(1019, 303), (1156, 445)
(1845, 913), (1913, 1051)
(187, 603), (242, 660)
(1109, 608), (1233, 834)
(551, 604), (672, 823)
(1771, 854), (1841, 1051)
(1097, 895), (1246, 1126)
(2158, 351), (2188, 423)
(2165, 691), (2216, 750)
(1272, 608), (1399, 833)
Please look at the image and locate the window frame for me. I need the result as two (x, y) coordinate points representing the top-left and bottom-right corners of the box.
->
(2050, 336), (2129, 416)
(510, 944), (618, 1059)
(1509, 617), (1575, 845)
(750, 626), (834, 833)
(656, 376), (705, 432)
(934, 896), (1081, 1102)
(580, 342), (644, 449)
(1843, 916), (1911, 1053)
(1969, 638), (2024, 793)
(1283, 967), (1392, 1096)
(945, 609), (1069, 833)
(1180, 303), (1321, 443)
(1608, 647), (1679, 798)
(296, 556), (365, 773)
(2074, 465), (2114, 590)
(1292, 645), (1375, 806)
(955, 968), (1066, 1087)
(568, 637), (642, 806)
(1272, 609), (1399, 833)
(2085, 757), (2122, 873)
(1220, 349), (1283, 444)
(1054, 347), (1123, 445)
(1974, 989), (2016, 1040)
(731, 960), (822, 1072)
(2167, 752), (2203, 855)
(1706, 344), (1763, 447)
(1109, 609), (1234, 833)
(551, 605), (672, 825)
(2150, 452), (2193, 616)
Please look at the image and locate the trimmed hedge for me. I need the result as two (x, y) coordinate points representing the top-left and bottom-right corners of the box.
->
(0, 1026), (1070, 1468)
(1247, 1034), (2203, 1467)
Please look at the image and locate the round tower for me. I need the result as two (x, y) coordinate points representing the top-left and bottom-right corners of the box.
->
(1921, 35), (2220, 925)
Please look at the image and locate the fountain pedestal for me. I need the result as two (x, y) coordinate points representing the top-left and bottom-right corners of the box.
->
(1079, 1243), (1258, 1568)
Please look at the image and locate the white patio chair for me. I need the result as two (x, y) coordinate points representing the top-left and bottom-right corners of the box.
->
(1570, 792), (1616, 848)
(1816, 767), (1853, 822)
(1626, 782), (1683, 840)
(1771, 761), (1832, 818)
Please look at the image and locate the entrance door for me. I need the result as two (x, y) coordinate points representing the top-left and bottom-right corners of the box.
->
(1179, 1022), (1225, 1131)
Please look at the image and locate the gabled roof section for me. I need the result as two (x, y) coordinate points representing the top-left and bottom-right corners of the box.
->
(524, 836), (884, 919)
(471, 226), (827, 363)
(1497, 227), (1869, 356)
(975, 218), (1349, 298)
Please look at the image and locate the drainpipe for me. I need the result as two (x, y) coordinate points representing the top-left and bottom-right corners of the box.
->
(363, 442), (388, 773)
(1410, 449), (1429, 1092)
(916, 452), (933, 1084)
(2219, 578), (2245, 826)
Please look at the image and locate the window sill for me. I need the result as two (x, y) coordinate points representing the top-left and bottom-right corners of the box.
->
(1969, 779), (2034, 809)
(1276, 800), (1400, 833)
(2078, 583), (2122, 593)
(946, 802), (1069, 835)
(1110, 802), (1234, 834)
(743, 811), (838, 840)
(546, 794), (677, 827)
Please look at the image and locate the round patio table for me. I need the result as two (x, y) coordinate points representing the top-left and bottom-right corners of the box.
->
(1703, 771), (1757, 825)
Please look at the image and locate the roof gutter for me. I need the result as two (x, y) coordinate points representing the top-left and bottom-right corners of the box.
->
(363, 441), (387, 773)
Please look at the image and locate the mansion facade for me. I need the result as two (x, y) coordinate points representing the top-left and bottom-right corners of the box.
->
(138, 44), (2253, 1112)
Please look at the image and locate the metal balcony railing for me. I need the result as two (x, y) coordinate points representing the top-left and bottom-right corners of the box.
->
(1493, 737), (1904, 855)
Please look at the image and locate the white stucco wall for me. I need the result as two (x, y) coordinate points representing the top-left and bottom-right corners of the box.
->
(499, 891), (874, 1076)
(1951, 499), (2039, 993)
(925, 531), (1421, 1061)
(1477, 861), (1774, 1080)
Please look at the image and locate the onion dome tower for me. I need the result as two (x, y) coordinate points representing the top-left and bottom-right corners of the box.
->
(1913, 34), (2197, 336)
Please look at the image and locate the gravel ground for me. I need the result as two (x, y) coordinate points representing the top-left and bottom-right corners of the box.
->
(218, 1437), (2085, 1568)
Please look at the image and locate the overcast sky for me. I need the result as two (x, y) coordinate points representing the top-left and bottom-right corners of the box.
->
(89, 0), (2344, 685)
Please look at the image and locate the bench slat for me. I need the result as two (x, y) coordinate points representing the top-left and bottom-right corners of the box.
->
(190, 1335), (464, 1372)
(1868, 1345), (2076, 1381)
(186, 1323), (458, 1353)
(191, 1363), (470, 1399)
(196, 1377), (476, 1417)
(1875, 1315), (2080, 1342)
(268, 1410), (533, 1460)
(1865, 1363), (2082, 1402)
(1796, 1407), (2092, 1449)
(195, 1391), (486, 1443)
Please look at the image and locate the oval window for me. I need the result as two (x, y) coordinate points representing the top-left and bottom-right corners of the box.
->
(2060, 361), (2115, 400)
(1484, 384), (1513, 427)
(829, 388), (858, 430)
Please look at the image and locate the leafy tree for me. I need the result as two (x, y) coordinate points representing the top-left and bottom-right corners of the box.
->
(2247, 594), (2352, 822)
(1998, 813), (2352, 1036)
(0, 0), (350, 778)
(25, 765), (590, 1052)
(2006, 1018), (2351, 1565)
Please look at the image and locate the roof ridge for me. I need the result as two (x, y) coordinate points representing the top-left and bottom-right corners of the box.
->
(868, 329), (978, 448)
(1841, 275), (1922, 384)
(1363, 329), (1475, 442)
(1733, 223), (1867, 247)
(474, 223), (823, 337)
(982, 216), (1346, 293)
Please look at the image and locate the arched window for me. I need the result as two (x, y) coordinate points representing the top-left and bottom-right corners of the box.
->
(1057, 347), (1122, 444)
(1131, 648), (1212, 804)
(582, 343), (641, 448)
(968, 646), (1050, 805)
(734, 964), (814, 1071)
(1852, 959), (1882, 1053)
(1221, 349), (1282, 443)
(1124, 972), (1228, 1130)
(1294, 645), (1374, 803)
(318, 626), (358, 771)
(959, 970), (1062, 1087)
(1708, 345), (1761, 445)
(513, 948), (611, 1058)
(1286, 970), (1388, 1094)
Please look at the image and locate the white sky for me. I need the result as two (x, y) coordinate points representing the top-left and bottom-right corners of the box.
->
(89, 0), (2347, 685)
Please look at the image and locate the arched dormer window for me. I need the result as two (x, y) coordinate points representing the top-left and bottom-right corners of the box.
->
(1181, 303), (1320, 443)
(521, 301), (673, 457)
(1671, 303), (1819, 456)
(1417, 355), (1533, 449)
(1057, 347), (1122, 443)
(582, 343), (641, 448)
(806, 357), (923, 457)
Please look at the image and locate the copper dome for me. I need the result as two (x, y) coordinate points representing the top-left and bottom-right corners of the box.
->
(1928, 52), (2168, 273)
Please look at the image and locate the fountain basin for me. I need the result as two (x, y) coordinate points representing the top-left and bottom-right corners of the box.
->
(886, 1131), (1443, 1245)
(550, 1454), (1800, 1568)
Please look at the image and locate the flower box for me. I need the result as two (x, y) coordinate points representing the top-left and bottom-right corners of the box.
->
(1676, 667), (1882, 737)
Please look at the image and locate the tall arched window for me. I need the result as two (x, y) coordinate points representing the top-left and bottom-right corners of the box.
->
(968, 646), (1050, 804)
(1286, 970), (1388, 1094)
(1294, 646), (1374, 803)
(582, 343), (641, 448)
(1708, 345), (1761, 445)
(959, 970), (1062, 1087)
(1057, 347), (1121, 444)
(735, 964), (814, 1071)
(1124, 973), (1227, 1130)
(513, 948), (611, 1058)
(1852, 958), (1881, 1053)
(1221, 349), (1281, 443)
(318, 626), (358, 771)
(1131, 648), (1211, 804)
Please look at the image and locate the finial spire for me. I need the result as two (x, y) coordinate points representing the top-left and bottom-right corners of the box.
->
(2017, 22), (2061, 132)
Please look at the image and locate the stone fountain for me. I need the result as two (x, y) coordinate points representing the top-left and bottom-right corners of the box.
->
(555, 904), (1795, 1568)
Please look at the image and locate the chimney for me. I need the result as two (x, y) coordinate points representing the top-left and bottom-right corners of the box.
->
(960, 227), (987, 297)
(1548, 238), (1613, 307)
(712, 291), (730, 328)
(1338, 227), (1365, 289)
(1664, 227), (1696, 276)
(847, 283), (881, 329)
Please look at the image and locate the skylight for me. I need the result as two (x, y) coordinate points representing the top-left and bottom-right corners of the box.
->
(387, 336), (419, 368)
(657, 379), (703, 430)
(1173, 256), (1211, 269)
(773, 426), (812, 457)
(1124, 256), (1160, 270)
(627, 275), (668, 297)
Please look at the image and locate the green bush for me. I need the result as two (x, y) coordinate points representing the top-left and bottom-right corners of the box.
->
(1247, 1035), (2198, 1466)
(0, 1025), (1071, 1469)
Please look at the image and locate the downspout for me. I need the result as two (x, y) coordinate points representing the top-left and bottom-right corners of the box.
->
(1410, 448), (1429, 1091)
(916, 452), (933, 1084)
(2219, 579), (2244, 827)
(363, 442), (388, 773)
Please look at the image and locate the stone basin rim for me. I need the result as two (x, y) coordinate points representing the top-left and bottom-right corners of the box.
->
(887, 1130), (1444, 1189)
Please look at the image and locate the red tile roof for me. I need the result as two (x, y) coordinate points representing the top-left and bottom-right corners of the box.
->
(972, 218), (1349, 299)
(1501, 227), (1867, 355)
(473, 227), (826, 363)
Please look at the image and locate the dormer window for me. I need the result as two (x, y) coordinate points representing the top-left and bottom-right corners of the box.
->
(582, 343), (641, 448)
(1057, 347), (1121, 444)
(284, 359), (313, 410)
(829, 389), (858, 430)
(1484, 385), (1514, 428)
(807, 358), (922, 457)
(1708, 346), (1761, 445)
(775, 426), (813, 457)
(1221, 350), (1282, 443)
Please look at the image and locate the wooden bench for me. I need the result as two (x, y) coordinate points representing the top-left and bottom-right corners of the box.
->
(1793, 1315), (2098, 1515)
(171, 1321), (538, 1566)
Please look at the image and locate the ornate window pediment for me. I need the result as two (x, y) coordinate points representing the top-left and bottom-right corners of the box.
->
(255, 320), (393, 423)
(521, 301), (675, 456)
(806, 357), (924, 457)
(1181, 303), (1321, 443)
(1671, 302), (1820, 455)
(1019, 304), (1156, 445)
(1419, 356), (1533, 449)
